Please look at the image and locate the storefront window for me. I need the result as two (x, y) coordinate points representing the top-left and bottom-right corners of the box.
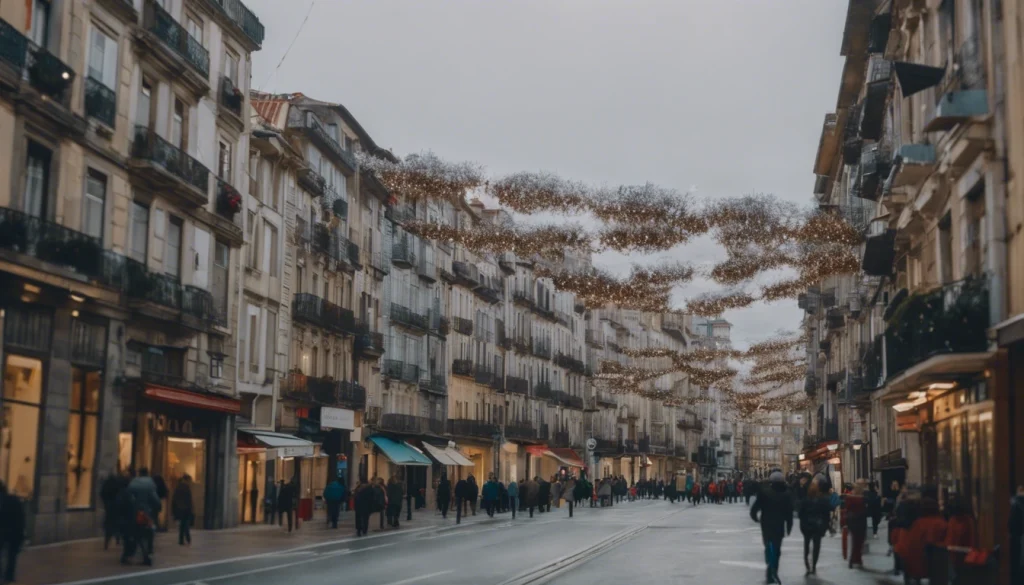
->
(1, 355), (43, 499)
(67, 368), (101, 508)
(166, 438), (206, 528)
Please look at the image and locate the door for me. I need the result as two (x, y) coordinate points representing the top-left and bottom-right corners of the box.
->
(192, 227), (210, 289)
(24, 141), (51, 219)
(165, 437), (206, 529)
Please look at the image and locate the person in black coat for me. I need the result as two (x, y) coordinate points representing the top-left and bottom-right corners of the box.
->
(0, 481), (25, 584)
(277, 480), (296, 532)
(353, 481), (374, 536)
(454, 477), (468, 523)
(467, 475), (479, 516)
(537, 477), (551, 513)
(437, 473), (452, 518)
(750, 472), (793, 584)
(386, 476), (404, 528)
(798, 478), (831, 575)
(100, 472), (127, 550)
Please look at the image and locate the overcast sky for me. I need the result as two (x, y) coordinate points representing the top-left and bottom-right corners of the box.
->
(246, 0), (849, 350)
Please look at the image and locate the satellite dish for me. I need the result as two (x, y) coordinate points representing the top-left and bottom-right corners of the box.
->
(586, 438), (597, 451)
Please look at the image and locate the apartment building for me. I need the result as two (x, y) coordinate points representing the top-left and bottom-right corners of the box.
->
(0, 0), (264, 541)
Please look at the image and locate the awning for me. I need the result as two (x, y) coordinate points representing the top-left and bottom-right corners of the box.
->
(369, 436), (430, 466)
(239, 430), (315, 457)
(545, 448), (585, 468)
(421, 443), (475, 467)
(894, 61), (946, 97)
(144, 384), (241, 414)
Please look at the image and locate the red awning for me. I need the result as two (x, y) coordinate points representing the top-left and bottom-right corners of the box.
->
(525, 445), (547, 457)
(144, 384), (241, 414)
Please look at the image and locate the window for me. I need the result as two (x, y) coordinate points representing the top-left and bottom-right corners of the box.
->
(223, 49), (239, 86)
(24, 140), (52, 219)
(210, 353), (223, 379)
(263, 221), (278, 276)
(218, 140), (232, 181)
(265, 310), (277, 375)
(248, 312), (259, 374)
(67, 367), (101, 508)
(165, 215), (183, 278)
(88, 26), (117, 91)
(327, 123), (340, 143)
(213, 240), (229, 319)
(83, 169), (106, 239)
(246, 211), (258, 268)
(186, 16), (203, 46)
(172, 99), (185, 149)
(1, 354), (44, 500)
(938, 213), (953, 284)
(137, 78), (153, 127)
(130, 202), (149, 262)
(31, 0), (51, 47)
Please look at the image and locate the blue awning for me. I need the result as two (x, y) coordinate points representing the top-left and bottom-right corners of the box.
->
(369, 436), (431, 466)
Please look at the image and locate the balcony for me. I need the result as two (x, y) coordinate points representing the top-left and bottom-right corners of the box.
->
(450, 316), (473, 336)
(218, 76), (244, 125)
(619, 439), (639, 455)
(550, 390), (571, 407)
(385, 204), (416, 225)
(506, 376), (529, 395)
(354, 326), (385, 359)
(884, 277), (990, 381)
(498, 253), (516, 274)
(860, 56), (892, 141)
(452, 261), (480, 288)
(859, 142), (892, 201)
(452, 358), (474, 378)
(382, 359), (420, 384)
(890, 144), (936, 189)
(392, 237), (417, 268)
(505, 421), (537, 441)
(596, 392), (616, 408)
(0, 19), (82, 131)
(85, 76), (116, 128)
(554, 352), (586, 375)
(474, 367), (503, 391)
(390, 303), (429, 332)
(138, 0), (210, 95)
(379, 413), (444, 435)
(551, 431), (571, 448)
(291, 293), (356, 335)
(417, 256), (437, 282)
(210, 179), (244, 243)
(448, 418), (498, 440)
(842, 102), (863, 164)
(638, 436), (651, 453)
(289, 110), (357, 174)
(926, 89), (988, 132)
(418, 376), (447, 396)
(566, 395), (584, 410)
(297, 167), (326, 197)
(204, 0), (265, 48)
(826, 307), (845, 330)
(130, 125), (211, 207)
(96, 0), (138, 23)
(512, 290), (536, 309)
(531, 340), (552, 360)
(720, 431), (733, 441)
(862, 229), (896, 277)
(370, 251), (390, 277)
(861, 335), (884, 391)
(326, 193), (348, 220)
(473, 275), (503, 304)
(592, 437), (619, 453)
(927, 36), (988, 132)
(534, 381), (553, 401)
(181, 284), (222, 326)
(585, 329), (604, 348)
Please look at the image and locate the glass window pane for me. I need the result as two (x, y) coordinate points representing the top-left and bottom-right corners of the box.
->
(130, 202), (149, 263)
(3, 354), (43, 404)
(85, 370), (101, 412)
(66, 413), (98, 508)
(0, 400), (40, 500)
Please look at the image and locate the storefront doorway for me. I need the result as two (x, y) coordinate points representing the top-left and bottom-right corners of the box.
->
(237, 453), (265, 523)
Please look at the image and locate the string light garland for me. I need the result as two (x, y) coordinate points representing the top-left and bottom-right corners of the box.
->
(709, 250), (793, 286)
(403, 221), (591, 260)
(487, 171), (590, 214)
(357, 152), (485, 204)
(686, 292), (758, 317)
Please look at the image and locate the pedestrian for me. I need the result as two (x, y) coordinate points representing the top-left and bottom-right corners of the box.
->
(944, 493), (977, 581)
(507, 478), (519, 519)
(524, 477), (539, 517)
(454, 475), (468, 524)
(324, 476), (345, 529)
(373, 477), (387, 530)
(467, 475), (479, 516)
(437, 473), (452, 519)
(708, 480), (717, 504)
(354, 480), (373, 536)
(895, 494), (946, 583)
(498, 480), (508, 513)
(551, 477), (562, 509)
(0, 481), (25, 584)
(538, 476), (551, 513)
(171, 474), (194, 546)
(1010, 485), (1024, 585)
(564, 476), (576, 516)
(750, 471), (793, 584)
(100, 471), (125, 550)
(124, 467), (162, 566)
(845, 481), (868, 569)
(386, 476), (403, 527)
(482, 474), (500, 517)
(866, 481), (882, 537)
(264, 479), (277, 524)
(277, 479), (296, 533)
(799, 477), (830, 576)
(598, 478), (612, 506)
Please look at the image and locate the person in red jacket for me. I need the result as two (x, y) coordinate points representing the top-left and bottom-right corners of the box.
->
(845, 482), (869, 568)
(895, 497), (947, 581)
(943, 494), (976, 549)
(708, 481), (718, 503)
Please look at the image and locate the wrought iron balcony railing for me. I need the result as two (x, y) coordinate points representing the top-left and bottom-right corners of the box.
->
(504, 421), (536, 441)
(390, 303), (429, 331)
(452, 316), (474, 336)
(452, 358), (473, 377)
(534, 381), (553, 400)
(143, 0), (209, 78)
(448, 418), (498, 440)
(205, 0), (265, 47)
(0, 18), (77, 106)
(219, 76), (243, 118)
(132, 125), (211, 198)
(291, 292), (356, 335)
(506, 376), (529, 395)
(85, 76), (116, 127)
(379, 413), (444, 435)
(382, 359), (420, 384)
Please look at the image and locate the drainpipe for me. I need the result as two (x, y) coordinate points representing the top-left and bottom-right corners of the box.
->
(986, 0), (1009, 329)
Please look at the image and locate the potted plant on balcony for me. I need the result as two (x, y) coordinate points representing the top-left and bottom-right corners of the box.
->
(217, 183), (243, 216)
(0, 214), (28, 252)
(332, 198), (348, 217)
(27, 52), (71, 99)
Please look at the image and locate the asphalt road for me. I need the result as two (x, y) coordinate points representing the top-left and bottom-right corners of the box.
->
(57, 500), (896, 585)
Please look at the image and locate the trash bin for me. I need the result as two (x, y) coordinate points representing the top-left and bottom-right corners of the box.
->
(299, 497), (313, 521)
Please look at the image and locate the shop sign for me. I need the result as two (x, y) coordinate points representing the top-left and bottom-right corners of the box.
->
(896, 413), (920, 432)
(148, 414), (196, 435)
(321, 407), (355, 430)
(279, 445), (315, 458)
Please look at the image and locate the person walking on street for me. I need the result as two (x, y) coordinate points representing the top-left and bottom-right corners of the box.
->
(277, 480), (296, 533)
(482, 474), (500, 517)
(437, 473), (452, 519)
(564, 477), (576, 516)
(866, 481), (882, 537)
(100, 471), (126, 550)
(799, 477), (830, 575)
(0, 481), (25, 584)
(467, 475), (479, 516)
(386, 476), (404, 527)
(507, 479), (519, 519)
(454, 476), (468, 524)
(551, 477), (563, 509)
(172, 474), (194, 546)
(538, 476), (551, 513)
(845, 481), (868, 569)
(324, 477), (345, 529)
(895, 494), (946, 583)
(124, 468), (162, 566)
(354, 480), (373, 536)
(264, 480), (277, 524)
(750, 471), (793, 584)
(373, 477), (387, 530)
(524, 477), (539, 518)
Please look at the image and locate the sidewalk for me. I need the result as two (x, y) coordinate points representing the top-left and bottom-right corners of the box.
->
(17, 508), (494, 585)
(782, 528), (903, 585)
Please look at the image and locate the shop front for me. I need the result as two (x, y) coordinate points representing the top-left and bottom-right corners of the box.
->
(120, 383), (239, 530)
(456, 440), (493, 481)
(422, 440), (474, 501)
(800, 440), (842, 488)
(529, 446), (584, 480)
(367, 436), (431, 515)
(237, 430), (315, 523)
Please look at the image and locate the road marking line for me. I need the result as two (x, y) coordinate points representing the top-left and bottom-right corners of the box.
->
(379, 570), (454, 585)
(719, 560), (765, 569)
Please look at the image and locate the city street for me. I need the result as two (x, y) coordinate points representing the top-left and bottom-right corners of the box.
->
(25, 499), (900, 585)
